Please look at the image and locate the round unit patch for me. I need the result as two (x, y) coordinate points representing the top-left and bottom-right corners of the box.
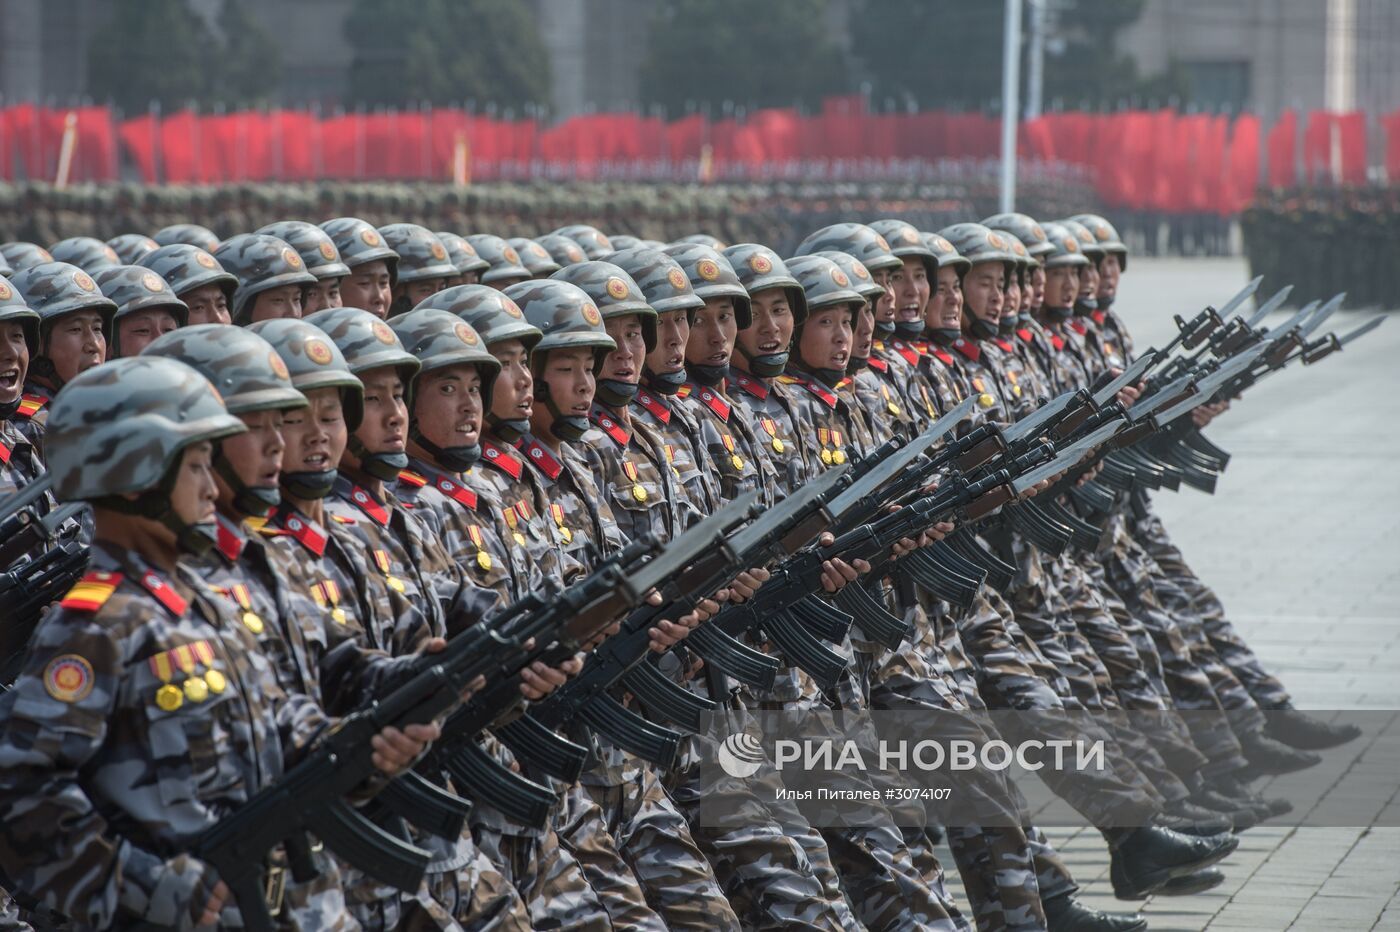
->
(605, 277), (630, 300)
(269, 352), (290, 379)
(667, 268), (688, 291)
(44, 655), (94, 703)
(582, 303), (602, 325)
(142, 272), (165, 292)
(749, 253), (773, 274)
(283, 248), (303, 268)
(830, 267), (850, 288)
(305, 339), (333, 364)
(696, 258), (721, 281)
(373, 321), (396, 344)
(319, 240), (337, 260)
(456, 323), (479, 345)
(74, 270), (96, 292)
(431, 241), (448, 260)
(361, 229), (381, 247)
(195, 250), (218, 268)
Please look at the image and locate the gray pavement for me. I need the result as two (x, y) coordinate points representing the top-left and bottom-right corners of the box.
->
(938, 257), (1400, 931)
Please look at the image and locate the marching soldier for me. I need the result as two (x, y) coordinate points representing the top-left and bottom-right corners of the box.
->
(378, 225), (456, 317)
(139, 243), (238, 326)
(321, 218), (398, 319)
(257, 221), (351, 316)
(213, 233), (317, 325)
(94, 264), (188, 358)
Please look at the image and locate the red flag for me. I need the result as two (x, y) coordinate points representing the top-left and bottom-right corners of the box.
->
(1383, 110), (1400, 180)
(1266, 109), (1297, 188)
(1223, 114), (1260, 215)
(1335, 112), (1366, 184)
(1302, 110), (1332, 183)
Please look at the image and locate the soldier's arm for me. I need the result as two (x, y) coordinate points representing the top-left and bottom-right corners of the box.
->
(0, 615), (214, 928)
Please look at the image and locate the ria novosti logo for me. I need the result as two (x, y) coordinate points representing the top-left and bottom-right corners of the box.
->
(718, 732), (765, 778)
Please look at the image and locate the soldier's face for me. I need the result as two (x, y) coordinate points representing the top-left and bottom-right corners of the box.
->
(342, 261), (392, 318)
(870, 267), (896, 323)
(414, 364), (484, 452)
(459, 270), (482, 286)
(1003, 276), (1022, 321)
(0, 321), (28, 404)
(686, 298), (737, 370)
(926, 267), (963, 331)
(739, 288), (795, 364)
(302, 278), (342, 315)
(171, 441), (218, 531)
(1078, 262), (1099, 300)
(1045, 266), (1079, 308)
(250, 284), (303, 323)
(851, 301), (875, 358)
(962, 262), (1005, 326)
(892, 257), (930, 326)
(799, 304), (852, 371)
(397, 278), (445, 309)
(533, 348), (595, 434)
(1029, 266), (1046, 309)
(490, 340), (534, 424)
(1097, 254), (1120, 300)
(601, 314), (646, 385)
(217, 409), (285, 512)
(45, 310), (106, 382)
(181, 284), (231, 325)
(280, 387), (347, 483)
(353, 366), (408, 457)
(115, 309), (179, 358)
(647, 309), (689, 376)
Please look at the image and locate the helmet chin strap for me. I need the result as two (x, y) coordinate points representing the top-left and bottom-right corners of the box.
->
(595, 378), (639, 407)
(894, 320), (924, 338)
(998, 317), (1018, 336)
(348, 436), (409, 481)
(969, 317), (1000, 340)
(738, 348), (788, 378)
(642, 366), (686, 395)
(874, 319), (897, 337)
(845, 355), (870, 374)
(1073, 296), (1099, 315)
(686, 362), (728, 386)
(281, 469), (338, 500)
(535, 375), (590, 442)
(412, 427), (482, 471)
(99, 474), (220, 558)
(1043, 304), (1074, 321)
(214, 449), (280, 517)
(487, 413), (529, 443)
(1097, 294), (1115, 310)
(928, 327), (961, 346)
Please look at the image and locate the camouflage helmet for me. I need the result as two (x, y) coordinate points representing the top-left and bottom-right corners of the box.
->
(48, 236), (121, 274)
(608, 247), (705, 316)
(465, 234), (531, 285)
(663, 243), (751, 329)
(982, 212), (1055, 260)
(551, 224), (614, 260)
(1056, 219), (1105, 261)
(606, 234), (644, 252)
(214, 234), (318, 323)
(304, 306), (422, 384)
(138, 244), (238, 302)
(784, 255), (865, 312)
(0, 242), (54, 275)
(0, 275), (40, 354)
(152, 223), (220, 252)
(1000, 233), (1033, 273)
(10, 261), (118, 335)
(723, 243), (809, 324)
(257, 220), (352, 280)
(378, 224), (456, 284)
(321, 217), (399, 280)
(937, 223), (1019, 268)
(142, 324), (307, 415)
(503, 279), (616, 359)
(0, 250), (11, 278)
(508, 237), (562, 277)
(674, 233), (729, 250)
(107, 234), (160, 265)
(93, 265), (190, 351)
(793, 223), (902, 273)
(813, 251), (884, 303)
(1068, 213), (1128, 269)
(920, 232), (973, 273)
(413, 285), (541, 351)
(435, 231), (491, 276)
(44, 356), (244, 502)
(536, 233), (588, 268)
(550, 261), (657, 351)
(868, 219), (939, 265)
(248, 318), (364, 431)
(389, 309), (501, 407)
(1038, 222), (1092, 269)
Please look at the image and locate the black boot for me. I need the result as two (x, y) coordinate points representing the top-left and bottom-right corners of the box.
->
(1239, 730), (1322, 776)
(1043, 893), (1148, 932)
(1189, 786), (1261, 830)
(1154, 867), (1226, 896)
(1266, 708), (1362, 750)
(1108, 825), (1239, 899)
(1214, 773), (1293, 819)
(1159, 800), (1234, 835)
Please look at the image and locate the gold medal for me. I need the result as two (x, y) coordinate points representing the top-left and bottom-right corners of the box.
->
(387, 576), (406, 593)
(820, 448), (833, 465)
(977, 393), (994, 408)
(1012, 385), (1022, 398)
(771, 437), (785, 454)
(476, 551), (493, 571)
(887, 402), (901, 415)
(242, 611), (264, 635)
(183, 676), (209, 703)
(513, 532), (526, 547)
(205, 670), (227, 694)
(832, 449), (847, 465)
(156, 684), (184, 711)
(731, 454), (745, 471)
(559, 526), (573, 544)
(330, 607), (347, 625)
(632, 484), (648, 502)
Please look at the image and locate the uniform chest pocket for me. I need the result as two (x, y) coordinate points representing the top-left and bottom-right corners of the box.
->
(137, 665), (242, 806)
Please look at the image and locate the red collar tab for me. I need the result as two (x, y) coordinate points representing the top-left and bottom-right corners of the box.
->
(138, 568), (188, 617)
(214, 515), (246, 562)
(279, 511), (328, 557)
(347, 485), (390, 525)
(929, 345), (955, 365)
(889, 340), (922, 366)
(480, 439), (523, 479)
(688, 383), (731, 421)
(521, 437), (563, 480)
(0, 439), (9, 465)
(1017, 327), (1034, 342)
(1050, 334), (1065, 350)
(1091, 310), (1106, 325)
(867, 356), (889, 373)
(1068, 319), (1088, 335)
(993, 337), (1015, 352)
(433, 473), (479, 510)
(730, 371), (768, 400)
(590, 409), (631, 447)
(633, 387), (671, 424)
(789, 372), (838, 409)
(952, 338), (980, 362)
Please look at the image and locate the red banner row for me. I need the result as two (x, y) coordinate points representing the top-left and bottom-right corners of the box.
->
(0, 100), (1391, 214)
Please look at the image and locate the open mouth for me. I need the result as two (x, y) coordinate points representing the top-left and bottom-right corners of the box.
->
(0, 367), (19, 391)
(830, 351), (849, 367)
(515, 396), (534, 415)
(755, 339), (783, 353)
(570, 401), (591, 415)
(300, 451), (330, 470)
(705, 351), (728, 364)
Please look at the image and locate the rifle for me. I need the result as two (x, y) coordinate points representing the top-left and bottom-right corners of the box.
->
(0, 502), (90, 686)
(181, 513), (729, 932)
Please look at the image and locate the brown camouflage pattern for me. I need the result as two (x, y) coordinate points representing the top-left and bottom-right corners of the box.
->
(304, 306), (422, 381)
(212, 233), (318, 322)
(549, 260), (656, 350)
(152, 223), (220, 252)
(534, 233), (588, 269)
(10, 260), (117, 330)
(142, 324), (307, 415)
(982, 213), (1056, 260)
(257, 220), (352, 280)
(662, 244), (751, 328)
(723, 242), (810, 324)
(0, 242), (55, 276)
(503, 280), (615, 357)
(93, 264), (189, 328)
(248, 318), (365, 430)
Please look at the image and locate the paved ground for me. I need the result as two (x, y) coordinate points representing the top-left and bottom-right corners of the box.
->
(940, 257), (1400, 931)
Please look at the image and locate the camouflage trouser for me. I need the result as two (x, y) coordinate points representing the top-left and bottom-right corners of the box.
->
(945, 824), (1046, 932)
(1133, 510), (1291, 709)
(471, 822), (614, 931)
(555, 782), (667, 931)
(0, 890), (31, 932)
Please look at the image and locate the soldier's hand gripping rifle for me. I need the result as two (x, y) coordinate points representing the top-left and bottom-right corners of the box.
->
(0, 502), (90, 686)
(178, 523), (713, 932)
